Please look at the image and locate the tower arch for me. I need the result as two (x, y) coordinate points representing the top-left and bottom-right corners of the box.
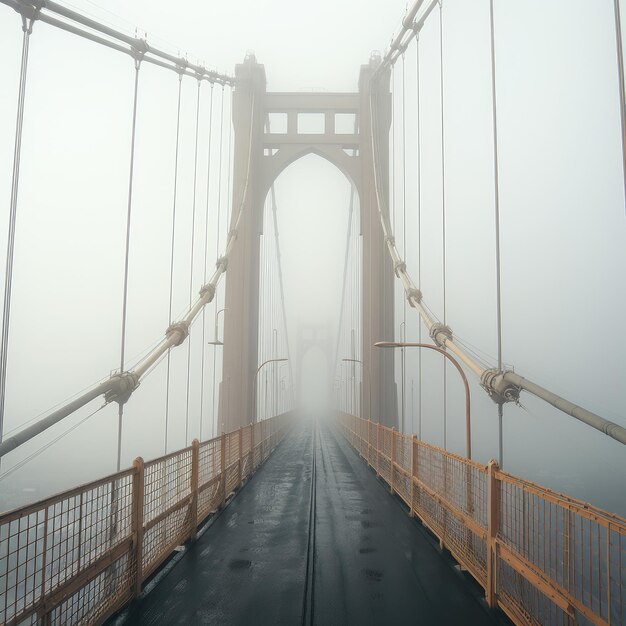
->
(219, 54), (397, 431)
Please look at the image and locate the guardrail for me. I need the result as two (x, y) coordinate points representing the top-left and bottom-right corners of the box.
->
(0, 413), (290, 626)
(340, 413), (626, 626)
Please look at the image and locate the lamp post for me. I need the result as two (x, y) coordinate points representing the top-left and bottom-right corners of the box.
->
(208, 308), (226, 345)
(374, 342), (472, 460)
(342, 358), (372, 423)
(253, 358), (288, 423)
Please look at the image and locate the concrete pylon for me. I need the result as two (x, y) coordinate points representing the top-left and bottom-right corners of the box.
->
(359, 56), (397, 427)
(219, 54), (397, 431)
(219, 55), (267, 431)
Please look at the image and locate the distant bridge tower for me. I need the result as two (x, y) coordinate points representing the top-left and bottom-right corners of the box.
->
(219, 54), (397, 431)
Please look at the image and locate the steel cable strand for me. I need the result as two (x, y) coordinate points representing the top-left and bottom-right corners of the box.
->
(0, 11), (37, 446)
(270, 186), (295, 409)
(0, 0), (234, 86)
(164, 74), (184, 455)
(199, 84), (214, 441)
(184, 79), (202, 445)
(211, 86), (226, 435)
(438, 1), (448, 449)
(116, 53), (143, 471)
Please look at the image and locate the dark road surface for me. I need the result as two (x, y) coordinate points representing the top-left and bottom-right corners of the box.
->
(124, 419), (499, 625)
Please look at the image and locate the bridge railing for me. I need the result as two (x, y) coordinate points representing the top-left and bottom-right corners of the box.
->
(0, 414), (290, 626)
(341, 413), (626, 626)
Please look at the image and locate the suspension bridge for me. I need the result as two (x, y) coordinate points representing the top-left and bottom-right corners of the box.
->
(0, 0), (625, 624)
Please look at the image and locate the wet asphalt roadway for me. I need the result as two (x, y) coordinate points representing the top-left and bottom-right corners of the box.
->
(124, 419), (499, 625)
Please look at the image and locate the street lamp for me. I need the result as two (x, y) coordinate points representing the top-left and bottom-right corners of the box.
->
(253, 358), (288, 423)
(374, 342), (472, 460)
(208, 308), (226, 345)
(342, 358), (372, 423)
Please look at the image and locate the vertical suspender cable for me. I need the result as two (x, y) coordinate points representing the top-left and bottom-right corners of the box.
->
(614, 0), (626, 216)
(270, 186), (293, 410)
(164, 74), (183, 455)
(489, 0), (505, 465)
(117, 54), (143, 471)
(184, 79), (202, 445)
(439, 0), (448, 451)
(0, 12), (37, 445)
(333, 187), (356, 375)
(391, 67), (396, 427)
(401, 53), (407, 435)
(415, 36), (422, 440)
(199, 85), (214, 441)
(211, 86), (225, 435)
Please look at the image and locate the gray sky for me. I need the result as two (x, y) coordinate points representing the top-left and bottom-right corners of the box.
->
(0, 0), (625, 517)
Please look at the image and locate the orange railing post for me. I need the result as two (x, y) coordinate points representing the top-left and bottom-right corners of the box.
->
(220, 432), (226, 505)
(250, 422), (255, 470)
(390, 428), (396, 494)
(410, 435), (417, 517)
(238, 426), (243, 487)
(132, 456), (145, 597)
(190, 439), (199, 541)
(486, 459), (500, 609)
(376, 422), (380, 477)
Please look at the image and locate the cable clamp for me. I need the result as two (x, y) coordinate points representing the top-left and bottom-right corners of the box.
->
(406, 287), (422, 304)
(105, 371), (139, 406)
(393, 261), (406, 277)
(216, 256), (229, 272)
(199, 283), (216, 301)
(176, 57), (189, 75)
(166, 321), (189, 347)
(228, 229), (238, 242)
(385, 235), (395, 246)
(16, 1), (42, 33)
(131, 37), (148, 63)
(429, 322), (452, 347)
(480, 369), (520, 405)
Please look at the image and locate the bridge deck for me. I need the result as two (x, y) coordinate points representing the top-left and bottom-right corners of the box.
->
(123, 420), (499, 625)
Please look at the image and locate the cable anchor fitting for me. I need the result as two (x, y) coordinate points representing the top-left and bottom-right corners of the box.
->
(166, 321), (189, 347)
(216, 256), (228, 272)
(429, 322), (452, 347)
(105, 371), (139, 406)
(480, 369), (521, 405)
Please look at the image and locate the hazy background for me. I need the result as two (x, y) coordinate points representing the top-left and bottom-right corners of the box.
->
(0, 0), (625, 517)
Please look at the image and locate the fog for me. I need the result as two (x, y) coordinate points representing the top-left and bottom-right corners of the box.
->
(0, 0), (625, 519)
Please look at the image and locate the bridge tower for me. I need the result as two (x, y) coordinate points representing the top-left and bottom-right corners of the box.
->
(219, 54), (397, 431)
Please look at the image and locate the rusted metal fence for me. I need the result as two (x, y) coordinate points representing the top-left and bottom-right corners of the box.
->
(0, 414), (290, 626)
(341, 413), (626, 626)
